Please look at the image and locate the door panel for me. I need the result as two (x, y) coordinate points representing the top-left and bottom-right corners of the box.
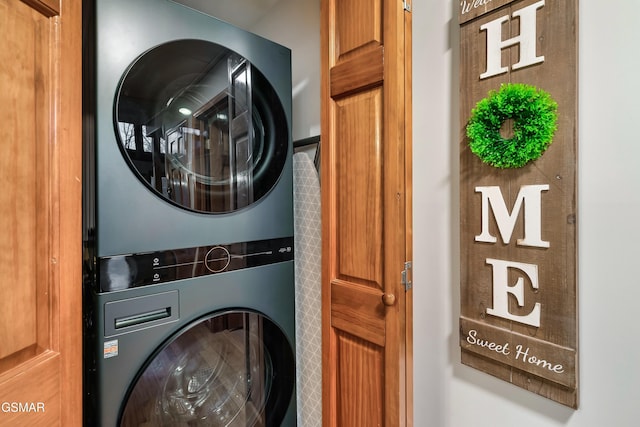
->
(0, 0), (50, 366)
(331, 280), (385, 347)
(335, 88), (383, 285)
(335, 0), (382, 60)
(0, 0), (82, 425)
(336, 331), (384, 426)
(321, 0), (412, 425)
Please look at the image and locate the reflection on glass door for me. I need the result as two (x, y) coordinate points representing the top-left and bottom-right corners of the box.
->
(165, 90), (233, 212)
(114, 40), (288, 214)
(120, 311), (293, 427)
(229, 59), (254, 209)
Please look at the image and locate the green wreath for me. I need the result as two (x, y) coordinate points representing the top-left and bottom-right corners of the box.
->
(466, 83), (558, 169)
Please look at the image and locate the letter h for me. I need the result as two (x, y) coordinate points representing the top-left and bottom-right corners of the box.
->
(480, 0), (545, 80)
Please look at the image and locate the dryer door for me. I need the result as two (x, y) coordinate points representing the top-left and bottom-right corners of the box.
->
(119, 311), (294, 427)
(115, 40), (289, 213)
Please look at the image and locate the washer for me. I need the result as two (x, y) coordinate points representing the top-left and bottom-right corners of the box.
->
(83, 0), (295, 425)
(86, 262), (296, 427)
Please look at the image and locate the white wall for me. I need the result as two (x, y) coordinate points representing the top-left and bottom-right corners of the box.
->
(255, 0), (640, 425)
(250, 0), (321, 142)
(413, 1), (640, 426)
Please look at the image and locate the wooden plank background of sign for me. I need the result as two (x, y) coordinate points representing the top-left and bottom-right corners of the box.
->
(459, 0), (578, 408)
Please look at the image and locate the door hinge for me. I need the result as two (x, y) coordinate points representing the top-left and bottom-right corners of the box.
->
(403, 0), (412, 12)
(401, 261), (413, 291)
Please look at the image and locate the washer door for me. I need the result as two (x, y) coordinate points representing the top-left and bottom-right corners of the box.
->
(119, 311), (294, 427)
(115, 39), (289, 213)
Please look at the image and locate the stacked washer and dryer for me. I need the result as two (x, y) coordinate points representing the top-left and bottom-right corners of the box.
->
(83, 0), (296, 425)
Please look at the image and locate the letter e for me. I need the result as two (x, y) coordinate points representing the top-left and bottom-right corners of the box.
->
(486, 258), (541, 327)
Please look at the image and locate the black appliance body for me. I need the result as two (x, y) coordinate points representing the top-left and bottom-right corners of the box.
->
(83, 0), (295, 425)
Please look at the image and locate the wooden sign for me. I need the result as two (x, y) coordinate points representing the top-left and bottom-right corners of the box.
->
(459, 0), (578, 407)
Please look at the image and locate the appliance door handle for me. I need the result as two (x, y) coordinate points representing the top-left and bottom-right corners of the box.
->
(114, 308), (171, 330)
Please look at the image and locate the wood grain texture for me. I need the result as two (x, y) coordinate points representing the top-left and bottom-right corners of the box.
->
(0, 352), (61, 426)
(458, 0), (513, 24)
(331, 280), (386, 346)
(56, 0), (83, 424)
(0, 0), (82, 425)
(336, 331), (384, 426)
(330, 46), (384, 99)
(322, 0), (412, 425)
(335, 0), (382, 61)
(335, 88), (383, 286)
(21, 0), (59, 17)
(0, 0), (49, 370)
(459, 0), (578, 408)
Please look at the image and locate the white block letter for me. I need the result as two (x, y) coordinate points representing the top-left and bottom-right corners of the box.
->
(486, 258), (541, 327)
(475, 185), (550, 248)
(480, 0), (545, 79)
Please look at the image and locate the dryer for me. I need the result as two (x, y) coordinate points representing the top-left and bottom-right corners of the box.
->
(83, 0), (295, 425)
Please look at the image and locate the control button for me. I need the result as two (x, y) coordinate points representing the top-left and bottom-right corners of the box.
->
(204, 246), (231, 273)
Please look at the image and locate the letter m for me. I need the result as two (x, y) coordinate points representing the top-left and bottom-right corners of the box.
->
(480, 0), (545, 80)
(475, 185), (549, 248)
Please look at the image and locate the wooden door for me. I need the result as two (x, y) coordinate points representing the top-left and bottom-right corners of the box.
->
(321, 0), (412, 425)
(0, 0), (82, 426)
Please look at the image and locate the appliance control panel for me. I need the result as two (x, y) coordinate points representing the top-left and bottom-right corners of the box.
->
(98, 237), (294, 292)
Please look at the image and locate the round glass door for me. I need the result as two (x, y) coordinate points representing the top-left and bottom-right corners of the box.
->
(120, 311), (294, 426)
(115, 40), (289, 213)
